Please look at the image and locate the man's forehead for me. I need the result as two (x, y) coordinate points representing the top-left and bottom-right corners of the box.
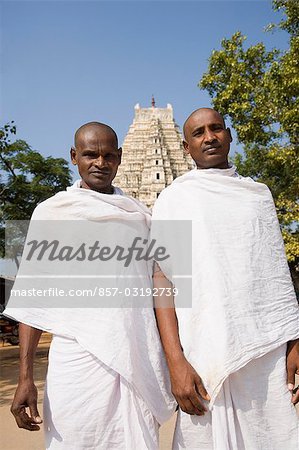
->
(76, 127), (117, 148)
(187, 109), (224, 129)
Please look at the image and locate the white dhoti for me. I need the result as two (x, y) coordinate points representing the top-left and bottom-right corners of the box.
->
(173, 344), (298, 450)
(44, 336), (159, 450)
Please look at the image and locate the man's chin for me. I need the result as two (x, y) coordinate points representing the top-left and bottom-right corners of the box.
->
(81, 180), (114, 193)
(196, 156), (229, 170)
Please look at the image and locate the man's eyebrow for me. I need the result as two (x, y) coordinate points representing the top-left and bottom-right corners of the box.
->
(191, 126), (204, 136)
(81, 148), (119, 154)
(80, 149), (98, 153)
(191, 122), (224, 135)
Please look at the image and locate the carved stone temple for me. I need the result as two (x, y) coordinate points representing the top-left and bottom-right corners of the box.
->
(114, 98), (193, 208)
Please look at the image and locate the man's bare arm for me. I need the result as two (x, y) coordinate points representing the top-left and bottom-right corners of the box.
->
(153, 266), (210, 415)
(11, 323), (43, 431)
(286, 338), (299, 405)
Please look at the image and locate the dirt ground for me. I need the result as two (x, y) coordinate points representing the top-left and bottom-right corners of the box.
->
(0, 333), (176, 450)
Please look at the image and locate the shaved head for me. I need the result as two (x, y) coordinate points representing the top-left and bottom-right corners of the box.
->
(183, 108), (225, 140)
(74, 122), (118, 149)
(182, 107), (232, 169)
(71, 121), (121, 193)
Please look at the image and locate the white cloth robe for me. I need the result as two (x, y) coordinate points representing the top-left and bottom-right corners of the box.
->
(4, 181), (176, 449)
(151, 166), (299, 448)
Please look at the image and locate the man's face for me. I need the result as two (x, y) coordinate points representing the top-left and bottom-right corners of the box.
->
(70, 128), (122, 194)
(183, 109), (232, 169)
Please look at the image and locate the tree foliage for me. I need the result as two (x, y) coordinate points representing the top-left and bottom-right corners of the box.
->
(199, 0), (299, 269)
(0, 122), (72, 263)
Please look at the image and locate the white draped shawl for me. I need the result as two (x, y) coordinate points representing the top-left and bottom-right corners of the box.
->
(4, 181), (176, 424)
(151, 166), (299, 405)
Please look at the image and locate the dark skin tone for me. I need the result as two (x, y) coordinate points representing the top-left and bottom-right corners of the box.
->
(71, 122), (122, 194)
(286, 340), (299, 404)
(183, 108), (232, 170)
(11, 325), (43, 430)
(11, 123), (123, 430)
(155, 108), (299, 415)
(154, 267), (210, 416)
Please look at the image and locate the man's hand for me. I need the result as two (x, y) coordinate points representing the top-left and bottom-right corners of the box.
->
(286, 339), (299, 405)
(11, 380), (43, 431)
(169, 356), (210, 416)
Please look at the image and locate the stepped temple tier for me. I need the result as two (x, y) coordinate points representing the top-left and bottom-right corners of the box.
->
(114, 99), (193, 208)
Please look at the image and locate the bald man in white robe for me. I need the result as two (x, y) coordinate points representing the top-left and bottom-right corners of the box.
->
(153, 108), (299, 450)
(5, 122), (175, 449)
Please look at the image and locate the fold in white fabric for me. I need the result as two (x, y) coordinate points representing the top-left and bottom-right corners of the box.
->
(44, 336), (159, 449)
(4, 181), (176, 424)
(152, 166), (299, 405)
(173, 344), (298, 450)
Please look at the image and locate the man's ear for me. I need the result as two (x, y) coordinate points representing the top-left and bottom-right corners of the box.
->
(227, 128), (233, 143)
(70, 147), (77, 165)
(183, 140), (190, 154)
(118, 147), (122, 165)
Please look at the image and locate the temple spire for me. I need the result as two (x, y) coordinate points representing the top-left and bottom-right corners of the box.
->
(151, 95), (156, 108)
(114, 102), (193, 209)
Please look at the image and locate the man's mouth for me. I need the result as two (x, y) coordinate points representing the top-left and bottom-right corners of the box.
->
(90, 171), (110, 177)
(203, 145), (221, 153)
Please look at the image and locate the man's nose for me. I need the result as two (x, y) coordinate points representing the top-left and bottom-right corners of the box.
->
(94, 155), (106, 167)
(203, 129), (217, 142)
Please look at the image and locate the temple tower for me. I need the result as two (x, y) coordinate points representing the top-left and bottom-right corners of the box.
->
(115, 99), (193, 208)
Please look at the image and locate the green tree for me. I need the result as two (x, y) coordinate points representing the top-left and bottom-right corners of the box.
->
(199, 0), (299, 278)
(0, 122), (72, 266)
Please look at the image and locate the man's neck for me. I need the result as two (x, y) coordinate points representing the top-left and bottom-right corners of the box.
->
(80, 181), (114, 194)
(196, 162), (230, 170)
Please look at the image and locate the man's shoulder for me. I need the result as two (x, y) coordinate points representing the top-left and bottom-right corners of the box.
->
(237, 174), (272, 192)
(31, 190), (67, 219)
(236, 173), (255, 183)
(154, 184), (176, 207)
(152, 179), (183, 218)
(122, 192), (151, 216)
(156, 172), (190, 200)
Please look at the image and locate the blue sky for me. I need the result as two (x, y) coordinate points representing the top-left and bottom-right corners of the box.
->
(1, 0), (288, 176)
